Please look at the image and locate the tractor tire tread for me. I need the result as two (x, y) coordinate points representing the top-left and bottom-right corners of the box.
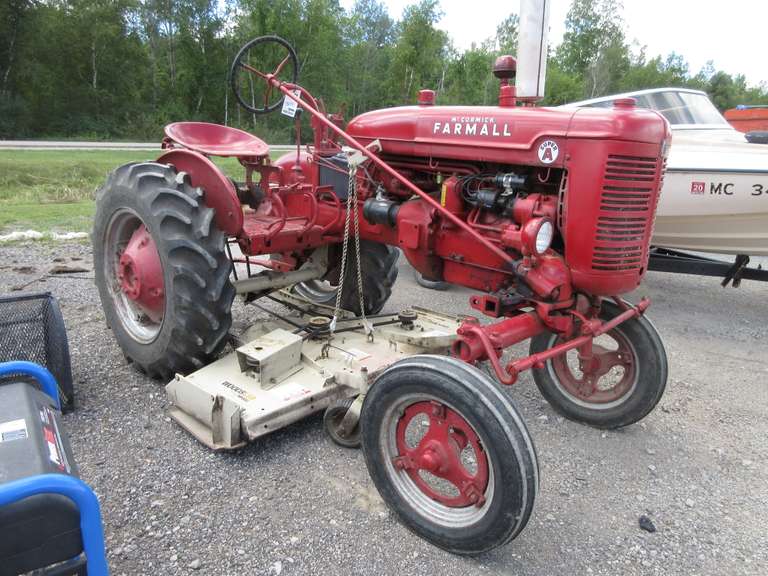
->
(529, 300), (667, 429)
(361, 355), (538, 555)
(339, 241), (399, 315)
(93, 162), (234, 379)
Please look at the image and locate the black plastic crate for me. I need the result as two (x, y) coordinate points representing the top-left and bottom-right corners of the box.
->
(0, 292), (74, 411)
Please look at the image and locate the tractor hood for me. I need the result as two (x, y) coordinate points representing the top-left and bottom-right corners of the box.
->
(346, 103), (669, 167)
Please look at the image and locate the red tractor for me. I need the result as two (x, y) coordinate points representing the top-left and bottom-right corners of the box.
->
(93, 36), (670, 554)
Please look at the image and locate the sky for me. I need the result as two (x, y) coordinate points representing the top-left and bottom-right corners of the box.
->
(339, 0), (767, 87)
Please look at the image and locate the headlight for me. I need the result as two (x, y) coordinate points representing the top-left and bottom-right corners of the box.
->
(521, 218), (554, 256)
(535, 220), (554, 254)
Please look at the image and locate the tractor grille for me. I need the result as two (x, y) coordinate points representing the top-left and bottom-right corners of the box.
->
(592, 155), (660, 272)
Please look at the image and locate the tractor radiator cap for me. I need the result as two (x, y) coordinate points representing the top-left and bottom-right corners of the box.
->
(418, 90), (435, 106)
(613, 97), (637, 109)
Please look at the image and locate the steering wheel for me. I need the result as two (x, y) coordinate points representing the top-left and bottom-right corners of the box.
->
(229, 35), (299, 115)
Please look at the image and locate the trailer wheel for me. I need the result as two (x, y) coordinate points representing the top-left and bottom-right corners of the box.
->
(323, 397), (361, 448)
(529, 300), (667, 429)
(293, 241), (398, 315)
(93, 162), (235, 379)
(361, 355), (538, 555)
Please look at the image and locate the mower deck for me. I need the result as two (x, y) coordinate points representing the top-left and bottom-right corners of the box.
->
(165, 291), (461, 450)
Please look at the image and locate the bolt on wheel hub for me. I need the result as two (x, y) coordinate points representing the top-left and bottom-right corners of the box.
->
(117, 224), (164, 322)
(394, 400), (489, 508)
(553, 332), (637, 404)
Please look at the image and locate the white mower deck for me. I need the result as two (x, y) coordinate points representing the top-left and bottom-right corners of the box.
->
(165, 291), (462, 450)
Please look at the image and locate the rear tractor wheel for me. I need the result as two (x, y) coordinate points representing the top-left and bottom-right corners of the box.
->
(529, 300), (667, 429)
(293, 240), (398, 315)
(93, 162), (235, 379)
(361, 355), (538, 555)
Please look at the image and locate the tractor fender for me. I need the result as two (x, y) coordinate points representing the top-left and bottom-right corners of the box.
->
(157, 149), (243, 236)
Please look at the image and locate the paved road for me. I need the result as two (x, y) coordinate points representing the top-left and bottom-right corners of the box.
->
(1, 244), (766, 576)
(0, 140), (295, 152)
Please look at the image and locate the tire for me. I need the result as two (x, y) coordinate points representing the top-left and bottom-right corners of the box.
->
(361, 355), (538, 555)
(323, 397), (361, 448)
(93, 162), (235, 379)
(529, 300), (667, 429)
(414, 269), (450, 291)
(293, 240), (398, 315)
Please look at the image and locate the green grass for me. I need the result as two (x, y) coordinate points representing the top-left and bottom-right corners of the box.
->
(0, 150), (243, 233)
(0, 202), (95, 233)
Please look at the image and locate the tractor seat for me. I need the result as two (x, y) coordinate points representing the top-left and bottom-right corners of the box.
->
(164, 122), (270, 158)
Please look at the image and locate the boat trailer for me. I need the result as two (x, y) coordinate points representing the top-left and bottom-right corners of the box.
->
(648, 247), (768, 287)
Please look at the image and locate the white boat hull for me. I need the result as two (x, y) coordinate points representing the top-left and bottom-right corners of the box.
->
(653, 130), (768, 256)
(655, 170), (768, 256)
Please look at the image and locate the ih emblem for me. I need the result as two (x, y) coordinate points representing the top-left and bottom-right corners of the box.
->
(538, 140), (559, 164)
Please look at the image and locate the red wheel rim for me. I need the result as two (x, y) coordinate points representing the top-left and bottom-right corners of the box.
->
(550, 328), (637, 405)
(393, 400), (489, 508)
(104, 209), (165, 343)
(117, 224), (164, 322)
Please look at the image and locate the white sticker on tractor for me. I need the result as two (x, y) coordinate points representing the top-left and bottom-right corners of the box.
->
(0, 418), (28, 443)
(281, 89), (302, 118)
(538, 140), (559, 164)
(271, 381), (312, 403)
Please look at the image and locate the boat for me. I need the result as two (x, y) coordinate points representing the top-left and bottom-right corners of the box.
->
(567, 88), (768, 257)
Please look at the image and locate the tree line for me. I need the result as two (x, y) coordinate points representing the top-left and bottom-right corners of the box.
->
(1, 0), (766, 141)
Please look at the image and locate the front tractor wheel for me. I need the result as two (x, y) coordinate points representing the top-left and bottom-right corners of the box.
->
(529, 300), (667, 429)
(93, 162), (235, 379)
(361, 356), (538, 555)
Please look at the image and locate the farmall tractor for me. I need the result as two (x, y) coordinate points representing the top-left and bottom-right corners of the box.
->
(92, 35), (670, 554)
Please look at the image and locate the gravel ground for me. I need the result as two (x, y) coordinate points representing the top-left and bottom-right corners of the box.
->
(1, 242), (766, 576)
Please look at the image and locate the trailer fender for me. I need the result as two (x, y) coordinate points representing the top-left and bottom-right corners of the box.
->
(157, 148), (243, 235)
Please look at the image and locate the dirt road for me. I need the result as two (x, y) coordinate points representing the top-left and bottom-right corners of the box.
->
(1, 242), (765, 575)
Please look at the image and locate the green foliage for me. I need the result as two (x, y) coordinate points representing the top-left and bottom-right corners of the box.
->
(543, 60), (583, 105)
(343, 0), (395, 116)
(386, 0), (448, 104)
(495, 14), (519, 55)
(1, 0), (767, 141)
(442, 46), (496, 105)
(558, 0), (624, 75)
(557, 0), (628, 97)
(708, 71), (740, 111)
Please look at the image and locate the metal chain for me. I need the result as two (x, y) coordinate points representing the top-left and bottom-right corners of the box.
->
(330, 165), (371, 338)
(350, 167), (372, 339)
(330, 173), (352, 332)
